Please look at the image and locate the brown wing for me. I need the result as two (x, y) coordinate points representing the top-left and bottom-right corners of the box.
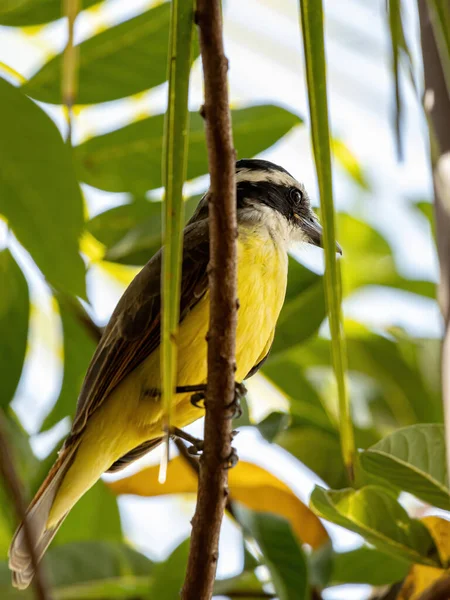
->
(70, 219), (210, 436)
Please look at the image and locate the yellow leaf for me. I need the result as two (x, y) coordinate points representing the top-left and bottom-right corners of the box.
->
(397, 565), (445, 600)
(398, 516), (450, 599)
(422, 516), (450, 566)
(107, 456), (329, 549)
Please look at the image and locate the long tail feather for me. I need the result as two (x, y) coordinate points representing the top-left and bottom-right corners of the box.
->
(8, 441), (79, 590)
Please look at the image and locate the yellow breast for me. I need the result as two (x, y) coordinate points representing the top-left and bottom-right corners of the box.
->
(105, 225), (289, 432)
(234, 228), (288, 378)
(173, 226), (288, 386)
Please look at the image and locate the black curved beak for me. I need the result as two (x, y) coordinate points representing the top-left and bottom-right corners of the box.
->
(301, 217), (343, 255)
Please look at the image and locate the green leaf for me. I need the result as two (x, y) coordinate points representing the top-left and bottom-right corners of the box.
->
(331, 138), (370, 190)
(310, 485), (439, 566)
(104, 197), (200, 266)
(213, 571), (266, 597)
(257, 412), (290, 443)
(413, 199), (436, 241)
(308, 540), (333, 588)
(0, 78), (85, 298)
(86, 196), (200, 266)
(360, 424), (450, 510)
(331, 546), (410, 586)
(147, 538), (189, 599)
(23, 4), (178, 105)
(0, 415), (40, 559)
(0, 541), (153, 599)
(262, 356), (326, 414)
(40, 295), (97, 432)
(282, 332), (442, 427)
(54, 481), (122, 546)
(75, 105), (302, 194)
(271, 258), (326, 353)
(0, 250), (29, 408)
(299, 0), (355, 480)
(0, 0), (100, 27)
(339, 213), (436, 299)
(235, 505), (309, 600)
(277, 427), (347, 489)
(161, 0), (195, 438)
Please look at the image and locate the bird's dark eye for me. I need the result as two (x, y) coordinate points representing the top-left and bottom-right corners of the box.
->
(290, 188), (303, 205)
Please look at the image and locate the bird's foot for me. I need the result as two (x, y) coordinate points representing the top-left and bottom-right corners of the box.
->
(224, 447), (239, 469)
(178, 382), (246, 419)
(172, 427), (204, 456)
(173, 427), (240, 468)
(225, 382), (247, 420)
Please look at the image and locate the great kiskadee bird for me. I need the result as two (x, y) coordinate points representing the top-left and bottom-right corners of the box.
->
(9, 158), (339, 589)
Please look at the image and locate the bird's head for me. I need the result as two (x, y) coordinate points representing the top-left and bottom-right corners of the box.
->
(235, 159), (341, 253)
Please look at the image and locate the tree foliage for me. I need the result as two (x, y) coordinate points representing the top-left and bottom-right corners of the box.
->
(0, 0), (449, 599)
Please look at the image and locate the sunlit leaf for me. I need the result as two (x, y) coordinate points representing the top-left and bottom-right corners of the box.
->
(310, 485), (439, 566)
(331, 138), (370, 190)
(75, 105), (302, 193)
(413, 200), (436, 241)
(331, 546), (410, 586)
(0, 78), (85, 297)
(339, 213), (436, 299)
(397, 564), (444, 600)
(397, 517), (450, 600)
(235, 505), (309, 600)
(0, 250), (29, 408)
(92, 196), (200, 266)
(108, 456), (329, 549)
(361, 425), (450, 509)
(283, 331), (442, 426)
(23, 3), (179, 104)
(0, 0), (99, 26)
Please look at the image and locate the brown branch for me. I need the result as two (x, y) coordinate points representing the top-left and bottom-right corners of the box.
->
(0, 411), (50, 599)
(416, 574), (450, 600)
(181, 0), (237, 598)
(418, 0), (450, 485)
(175, 438), (237, 520)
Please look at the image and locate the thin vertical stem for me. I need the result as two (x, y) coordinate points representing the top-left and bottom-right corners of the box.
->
(299, 0), (356, 484)
(160, 0), (196, 482)
(62, 0), (80, 146)
(181, 0), (237, 597)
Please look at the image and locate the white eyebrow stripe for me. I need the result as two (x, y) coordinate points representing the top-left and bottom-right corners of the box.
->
(235, 168), (298, 188)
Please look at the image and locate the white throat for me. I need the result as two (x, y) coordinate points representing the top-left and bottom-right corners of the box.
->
(238, 204), (308, 250)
